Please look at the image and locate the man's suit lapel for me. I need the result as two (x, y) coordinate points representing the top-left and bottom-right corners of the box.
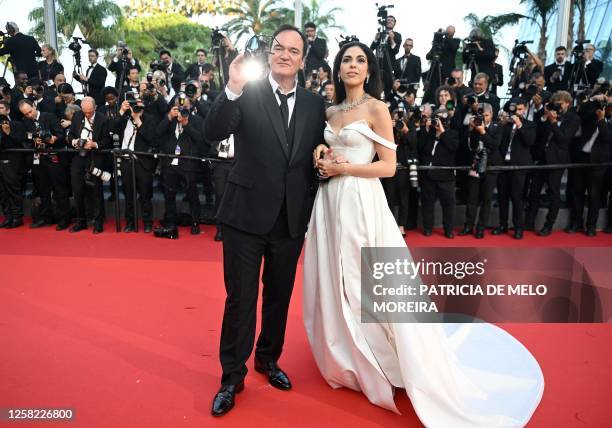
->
(290, 86), (309, 164)
(259, 80), (289, 159)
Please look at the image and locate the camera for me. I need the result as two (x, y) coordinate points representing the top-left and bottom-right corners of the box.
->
(407, 159), (418, 188)
(211, 28), (225, 48)
(150, 59), (169, 72)
(145, 72), (156, 91)
(125, 91), (142, 112)
(433, 108), (449, 127)
(511, 40), (533, 58)
(33, 128), (52, 151)
(177, 92), (190, 117)
(571, 39), (591, 61)
(85, 167), (111, 186)
(407, 104), (423, 121)
(338, 34), (360, 49)
(376, 4), (394, 25)
(117, 41), (129, 57)
(462, 38), (479, 56)
(393, 109), (405, 132)
(518, 82), (538, 99)
(184, 83), (198, 99)
(473, 105), (485, 126)
(430, 29), (447, 60)
(68, 37), (85, 53)
(77, 138), (88, 157)
(546, 102), (562, 113)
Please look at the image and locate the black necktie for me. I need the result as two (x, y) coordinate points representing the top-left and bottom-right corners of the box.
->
(275, 89), (294, 133)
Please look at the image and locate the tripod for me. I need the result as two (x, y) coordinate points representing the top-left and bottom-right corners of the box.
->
(464, 52), (478, 84)
(423, 55), (442, 103)
(568, 57), (589, 94)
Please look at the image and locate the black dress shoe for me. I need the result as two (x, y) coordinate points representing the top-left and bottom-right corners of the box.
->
(154, 226), (179, 239)
(70, 223), (87, 233)
(6, 219), (24, 229)
(491, 226), (508, 235)
(0, 217), (13, 228)
(423, 229), (432, 237)
(211, 382), (244, 417)
(254, 360), (292, 391)
(586, 228), (596, 237)
(190, 223), (201, 235)
(29, 219), (46, 229)
(214, 226), (223, 241)
(444, 230), (455, 239)
(123, 224), (135, 233)
(144, 223), (153, 233)
(537, 226), (552, 237)
(564, 224), (583, 234)
(93, 224), (104, 234)
(514, 228), (523, 240)
(475, 228), (485, 239)
(56, 222), (69, 231)
(458, 226), (473, 236)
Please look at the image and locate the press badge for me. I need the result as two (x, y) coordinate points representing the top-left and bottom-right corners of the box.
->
(33, 153), (40, 165)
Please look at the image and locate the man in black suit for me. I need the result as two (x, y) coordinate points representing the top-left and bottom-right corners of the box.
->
(371, 15), (402, 94)
(67, 97), (111, 233)
(304, 22), (328, 78)
(74, 49), (107, 105)
(204, 25), (327, 416)
(462, 29), (496, 84)
(418, 109), (460, 239)
(108, 47), (140, 90)
(18, 99), (70, 229)
(159, 50), (185, 94)
(492, 99), (536, 239)
(426, 25), (460, 82)
(490, 48), (504, 95)
(526, 91), (581, 236)
(111, 98), (158, 233)
(544, 46), (572, 93)
(573, 44), (604, 88)
(394, 38), (421, 94)
(0, 22), (41, 79)
(185, 48), (209, 80)
(0, 100), (26, 228)
(459, 103), (503, 238)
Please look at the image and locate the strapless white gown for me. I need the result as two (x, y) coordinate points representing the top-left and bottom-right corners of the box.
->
(302, 120), (544, 427)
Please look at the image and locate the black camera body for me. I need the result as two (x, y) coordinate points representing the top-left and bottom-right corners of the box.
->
(430, 29), (447, 59)
(0, 113), (9, 126)
(68, 37), (85, 53)
(571, 39), (591, 61)
(546, 102), (562, 114)
(211, 28), (225, 48)
(177, 92), (190, 117)
(511, 40), (533, 58)
(338, 35), (360, 49)
(184, 83), (198, 99)
(473, 106), (485, 126)
(462, 38), (479, 56)
(150, 60), (169, 73)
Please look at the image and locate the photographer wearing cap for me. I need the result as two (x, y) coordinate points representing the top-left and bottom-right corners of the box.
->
(18, 99), (70, 230)
(459, 102), (502, 239)
(493, 99), (536, 239)
(0, 22), (41, 79)
(112, 96), (158, 233)
(67, 97), (111, 234)
(155, 93), (205, 238)
(0, 100), (26, 228)
(525, 90), (581, 236)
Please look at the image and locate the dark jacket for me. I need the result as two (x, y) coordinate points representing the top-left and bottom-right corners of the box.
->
(467, 122), (503, 166)
(0, 33), (41, 78)
(544, 62), (572, 93)
(394, 54), (422, 87)
(0, 117), (26, 163)
(463, 38), (496, 82)
(108, 57), (141, 89)
(426, 37), (460, 79)
(111, 112), (159, 171)
(418, 127), (459, 181)
(74, 63), (107, 105)
(67, 111), (111, 167)
(305, 37), (328, 75)
(37, 60), (64, 82)
(499, 119), (536, 166)
(534, 111), (581, 165)
(156, 113), (205, 172)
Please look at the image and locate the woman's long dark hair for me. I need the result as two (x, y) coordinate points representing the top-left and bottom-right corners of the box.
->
(332, 42), (383, 104)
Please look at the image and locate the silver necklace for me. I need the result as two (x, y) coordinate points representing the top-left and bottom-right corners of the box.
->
(338, 93), (371, 112)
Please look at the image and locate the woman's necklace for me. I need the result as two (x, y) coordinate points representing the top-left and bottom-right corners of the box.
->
(338, 93), (371, 112)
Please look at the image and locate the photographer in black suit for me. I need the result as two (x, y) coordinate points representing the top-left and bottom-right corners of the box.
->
(112, 98), (158, 233)
(462, 28), (496, 85)
(0, 22), (41, 79)
(458, 103), (502, 239)
(0, 100), (26, 228)
(544, 47), (572, 93)
(371, 15), (402, 94)
(304, 22), (328, 79)
(186, 48), (210, 80)
(159, 50), (185, 94)
(18, 99), (70, 230)
(490, 48), (504, 95)
(426, 25), (460, 82)
(204, 25), (327, 416)
(525, 91), (581, 236)
(37, 44), (64, 83)
(394, 38), (421, 94)
(493, 99), (536, 239)
(418, 106), (459, 239)
(67, 97), (111, 233)
(73, 49), (107, 105)
(108, 45), (140, 90)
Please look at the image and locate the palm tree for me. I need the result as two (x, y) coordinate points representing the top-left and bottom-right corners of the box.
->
(574, 0), (591, 42)
(463, 12), (525, 54)
(222, 0), (285, 42)
(519, 0), (559, 63)
(128, 0), (237, 17)
(282, 0), (345, 39)
(29, 0), (122, 50)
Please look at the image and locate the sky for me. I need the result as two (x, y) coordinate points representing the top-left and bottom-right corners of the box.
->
(3, 0), (527, 92)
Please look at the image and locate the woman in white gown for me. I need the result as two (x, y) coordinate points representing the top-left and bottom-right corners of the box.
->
(303, 42), (544, 427)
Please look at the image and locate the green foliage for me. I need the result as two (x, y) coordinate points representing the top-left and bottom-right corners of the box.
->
(281, 0), (346, 39)
(128, 0), (236, 17)
(222, 0), (285, 42)
(119, 13), (212, 69)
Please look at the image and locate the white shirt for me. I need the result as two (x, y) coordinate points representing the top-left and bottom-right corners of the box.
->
(80, 113), (95, 140)
(225, 73), (297, 127)
(121, 119), (136, 151)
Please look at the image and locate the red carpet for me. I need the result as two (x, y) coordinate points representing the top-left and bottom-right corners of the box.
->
(1, 220), (612, 427)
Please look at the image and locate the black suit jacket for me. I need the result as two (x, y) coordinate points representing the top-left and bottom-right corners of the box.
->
(108, 58), (141, 89)
(38, 60), (64, 82)
(576, 59), (604, 87)
(534, 111), (581, 165)
(68, 111), (111, 167)
(576, 102), (611, 163)
(490, 63), (504, 95)
(417, 128), (459, 181)
(22, 111), (65, 148)
(467, 123), (503, 166)
(156, 113), (205, 172)
(394, 54), (422, 87)
(185, 62), (210, 80)
(463, 39), (496, 82)
(544, 62), (572, 93)
(167, 62), (186, 94)
(204, 80), (326, 238)
(371, 31), (402, 68)
(0, 118), (26, 163)
(74, 64), (107, 104)
(111, 112), (159, 171)
(305, 38), (328, 75)
(427, 37), (460, 80)
(499, 120), (536, 165)
(0, 33), (41, 78)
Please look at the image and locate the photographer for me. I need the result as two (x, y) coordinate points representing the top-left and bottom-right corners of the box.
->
(98, 87), (119, 119)
(124, 65), (141, 94)
(493, 99), (536, 239)
(567, 84), (610, 236)
(158, 50), (185, 94)
(212, 33), (238, 88)
(304, 22), (328, 81)
(435, 85), (462, 130)
(67, 97), (111, 234)
(447, 68), (471, 101)
(461, 73), (500, 118)
(417, 107), (459, 238)
(155, 95), (205, 238)
(490, 48), (504, 95)
(462, 28), (496, 84)
(371, 14), (402, 94)
(509, 46), (543, 96)
(383, 108), (419, 235)
(73, 49), (107, 105)
(426, 26), (460, 82)
(523, 72), (551, 121)
(574, 44), (603, 88)
(0, 100), (26, 228)
(8, 71), (27, 121)
(458, 103), (502, 238)
(544, 46), (572, 93)
(139, 72), (169, 121)
(108, 45), (140, 90)
(323, 82), (335, 109)
(37, 44), (64, 83)
(0, 22), (41, 79)
(18, 99), (70, 230)
(186, 48), (211, 80)
(112, 98), (158, 233)
(525, 90), (581, 236)
(394, 38), (421, 95)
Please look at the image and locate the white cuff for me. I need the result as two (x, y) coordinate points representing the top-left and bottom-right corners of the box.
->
(225, 85), (242, 101)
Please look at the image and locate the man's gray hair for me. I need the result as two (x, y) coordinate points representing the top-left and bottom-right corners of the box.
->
(480, 103), (493, 115)
(64, 104), (82, 116)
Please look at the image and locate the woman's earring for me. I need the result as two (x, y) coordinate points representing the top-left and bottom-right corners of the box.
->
(338, 74), (342, 82)
(366, 75), (370, 84)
